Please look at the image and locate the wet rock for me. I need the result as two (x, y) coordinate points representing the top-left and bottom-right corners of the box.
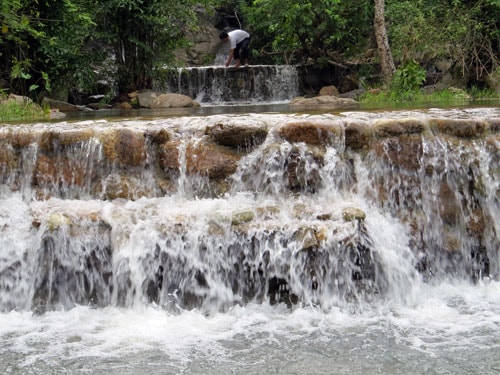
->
(344, 121), (371, 149)
(285, 146), (324, 192)
(47, 213), (72, 231)
(159, 139), (241, 179)
(342, 207), (366, 222)
(438, 182), (460, 225)
(293, 227), (319, 250)
(34, 154), (88, 189)
(268, 277), (298, 307)
(58, 129), (96, 147)
(231, 211), (255, 226)
(487, 118), (500, 132)
(372, 135), (424, 172)
(98, 175), (150, 200)
(39, 131), (60, 153)
(146, 129), (171, 145)
(372, 118), (428, 138)
(0, 144), (15, 171)
(205, 120), (268, 149)
(431, 119), (488, 138)
(467, 209), (486, 239)
(100, 129), (146, 167)
(4, 131), (37, 149)
(278, 121), (342, 146)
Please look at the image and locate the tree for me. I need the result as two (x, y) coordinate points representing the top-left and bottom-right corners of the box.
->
(373, 0), (395, 83)
(1, 0), (213, 99)
(0, 0), (97, 99)
(94, 0), (208, 93)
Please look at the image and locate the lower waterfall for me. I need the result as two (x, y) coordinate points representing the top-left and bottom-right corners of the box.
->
(1, 107), (500, 374)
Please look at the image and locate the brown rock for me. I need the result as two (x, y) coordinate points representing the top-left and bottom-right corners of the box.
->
(318, 85), (339, 97)
(290, 95), (358, 109)
(205, 121), (268, 149)
(34, 154), (87, 188)
(5, 131), (37, 149)
(146, 129), (171, 145)
(372, 118), (427, 138)
(438, 181), (460, 225)
(372, 135), (423, 172)
(159, 139), (241, 179)
(488, 118), (500, 132)
(344, 121), (371, 149)
(58, 129), (96, 147)
(150, 93), (200, 108)
(112, 102), (133, 110)
(278, 121), (342, 146)
(42, 97), (87, 112)
(0, 143), (16, 170)
(100, 129), (146, 167)
(431, 119), (488, 138)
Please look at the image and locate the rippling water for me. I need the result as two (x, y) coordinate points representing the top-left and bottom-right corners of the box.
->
(2, 281), (500, 374)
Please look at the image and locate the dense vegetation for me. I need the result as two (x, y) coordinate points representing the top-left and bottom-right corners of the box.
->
(1, 0), (499, 106)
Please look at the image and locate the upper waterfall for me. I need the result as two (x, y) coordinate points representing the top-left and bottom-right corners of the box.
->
(160, 65), (300, 105)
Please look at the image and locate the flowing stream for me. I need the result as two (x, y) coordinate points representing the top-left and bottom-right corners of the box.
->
(1, 107), (500, 374)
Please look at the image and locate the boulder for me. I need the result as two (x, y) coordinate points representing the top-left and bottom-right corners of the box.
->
(3, 94), (33, 105)
(290, 95), (359, 110)
(150, 93), (200, 109)
(318, 85), (339, 97)
(42, 97), (90, 112)
(137, 90), (158, 108)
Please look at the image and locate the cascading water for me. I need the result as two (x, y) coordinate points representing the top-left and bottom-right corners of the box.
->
(1, 107), (500, 374)
(160, 65), (300, 104)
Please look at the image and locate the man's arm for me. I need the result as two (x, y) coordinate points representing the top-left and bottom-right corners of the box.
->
(225, 49), (234, 67)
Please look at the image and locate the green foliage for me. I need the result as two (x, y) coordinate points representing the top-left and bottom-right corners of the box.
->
(386, 0), (500, 74)
(1, 0), (211, 99)
(0, 0), (99, 99)
(358, 85), (500, 104)
(1, 0), (499, 103)
(93, 0), (207, 92)
(390, 61), (426, 94)
(241, 0), (372, 64)
(359, 88), (458, 104)
(468, 86), (499, 99)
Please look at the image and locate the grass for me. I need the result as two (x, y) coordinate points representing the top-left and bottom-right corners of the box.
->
(0, 96), (49, 121)
(359, 86), (499, 104)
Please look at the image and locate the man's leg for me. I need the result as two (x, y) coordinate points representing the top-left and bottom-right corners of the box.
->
(234, 45), (241, 67)
(240, 38), (250, 66)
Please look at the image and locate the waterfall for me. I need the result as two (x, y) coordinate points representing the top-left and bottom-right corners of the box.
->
(1, 108), (500, 316)
(160, 65), (300, 104)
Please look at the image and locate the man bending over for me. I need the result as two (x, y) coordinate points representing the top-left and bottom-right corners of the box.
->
(219, 29), (250, 67)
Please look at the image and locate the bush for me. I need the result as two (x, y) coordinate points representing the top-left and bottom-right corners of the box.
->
(389, 61), (426, 95)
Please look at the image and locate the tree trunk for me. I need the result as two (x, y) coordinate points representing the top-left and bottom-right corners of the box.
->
(373, 0), (395, 83)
